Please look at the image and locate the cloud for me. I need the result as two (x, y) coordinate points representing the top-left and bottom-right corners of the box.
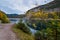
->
(0, 0), (53, 14)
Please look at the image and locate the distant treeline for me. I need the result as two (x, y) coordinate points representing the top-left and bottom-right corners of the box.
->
(6, 14), (25, 18)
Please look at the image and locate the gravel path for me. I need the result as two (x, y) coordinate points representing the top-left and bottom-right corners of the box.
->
(0, 23), (17, 40)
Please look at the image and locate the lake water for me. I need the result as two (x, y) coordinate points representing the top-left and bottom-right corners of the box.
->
(9, 18), (20, 23)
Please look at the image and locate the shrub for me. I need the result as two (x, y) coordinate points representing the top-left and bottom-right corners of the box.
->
(13, 24), (34, 40)
(16, 21), (31, 34)
(0, 10), (10, 23)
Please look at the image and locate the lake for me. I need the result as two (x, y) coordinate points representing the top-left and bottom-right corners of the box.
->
(9, 18), (20, 23)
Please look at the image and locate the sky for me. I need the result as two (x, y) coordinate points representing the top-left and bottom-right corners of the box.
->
(0, 0), (53, 14)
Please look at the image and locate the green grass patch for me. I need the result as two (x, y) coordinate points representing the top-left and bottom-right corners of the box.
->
(12, 24), (34, 40)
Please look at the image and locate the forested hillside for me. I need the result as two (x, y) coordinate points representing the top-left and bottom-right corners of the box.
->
(24, 0), (60, 40)
(26, 0), (60, 13)
(6, 14), (25, 18)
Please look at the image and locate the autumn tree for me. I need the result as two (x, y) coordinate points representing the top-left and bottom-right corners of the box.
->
(0, 10), (10, 23)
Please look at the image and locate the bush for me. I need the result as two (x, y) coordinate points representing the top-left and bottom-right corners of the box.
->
(13, 24), (34, 40)
(34, 31), (46, 40)
(34, 20), (60, 40)
(0, 10), (10, 23)
(34, 31), (41, 40)
(16, 22), (31, 34)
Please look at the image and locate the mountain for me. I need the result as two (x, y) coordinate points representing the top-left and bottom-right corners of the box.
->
(25, 0), (60, 20)
(6, 14), (25, 18)
(26, 0), (60, 13)
(6, 14), (19, 18)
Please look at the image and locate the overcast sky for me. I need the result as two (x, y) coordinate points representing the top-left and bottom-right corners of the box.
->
(0, 0), (53, 14)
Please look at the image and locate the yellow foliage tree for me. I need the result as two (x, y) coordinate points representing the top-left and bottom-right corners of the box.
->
(0, 10), (10, 23)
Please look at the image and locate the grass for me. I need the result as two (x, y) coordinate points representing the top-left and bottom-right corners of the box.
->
(12, 24), (35, 40)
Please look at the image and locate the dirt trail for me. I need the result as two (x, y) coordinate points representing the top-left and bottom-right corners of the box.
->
(0, 23), (17, 40)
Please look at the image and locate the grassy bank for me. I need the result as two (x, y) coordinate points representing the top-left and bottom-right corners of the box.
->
(12, 24), (34, 40)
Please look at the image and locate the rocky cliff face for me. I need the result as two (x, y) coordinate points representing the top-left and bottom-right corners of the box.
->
(26, 0), (60, 13)
(25, 0), (60, 20)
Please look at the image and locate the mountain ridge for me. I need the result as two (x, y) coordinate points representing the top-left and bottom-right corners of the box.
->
(26, 0), (60, 13)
